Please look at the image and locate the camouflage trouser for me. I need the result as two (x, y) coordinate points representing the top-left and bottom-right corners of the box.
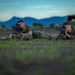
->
(20, 30), (42, 40)
(21, 30), (52, 40)
(32, 30), (52, 40)
(21, 33), (33, 40)
(32, 30), (43, 39)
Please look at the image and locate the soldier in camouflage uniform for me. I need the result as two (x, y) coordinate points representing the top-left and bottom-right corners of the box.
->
(56, 22), (75, 40)
(9, 20), (32, 39)
(9, 20), (52, 40)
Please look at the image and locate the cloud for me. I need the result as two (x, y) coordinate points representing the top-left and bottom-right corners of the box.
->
(59, 8), (75, 12)
(0, 10), (28, 21)
(0, 3), (21, 6)
(0, 10), (64, 21)
(56, 8), (75, 15)
(0, 8), (75, 21)
(26, 5), (53, 9)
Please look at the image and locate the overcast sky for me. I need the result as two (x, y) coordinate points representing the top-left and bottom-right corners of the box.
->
(0, 0), (75, 21)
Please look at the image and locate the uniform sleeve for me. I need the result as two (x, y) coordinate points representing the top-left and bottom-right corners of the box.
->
(22, 26), (32, 33)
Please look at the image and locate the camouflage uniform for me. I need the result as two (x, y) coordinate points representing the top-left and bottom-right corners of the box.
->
(20, 30), (52, 40)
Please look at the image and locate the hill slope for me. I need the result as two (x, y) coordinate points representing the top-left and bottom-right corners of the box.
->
(0, 16), (67, 27)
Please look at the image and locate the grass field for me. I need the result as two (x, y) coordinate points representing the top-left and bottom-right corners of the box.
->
(0, 30), (75, 75)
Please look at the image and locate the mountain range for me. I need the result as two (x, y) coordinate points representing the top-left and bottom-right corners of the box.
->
(0, 16), (67, 27)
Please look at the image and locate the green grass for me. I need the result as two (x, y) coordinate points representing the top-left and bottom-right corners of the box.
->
(0, 30), (75, 75)
(0, 39), (75, 75)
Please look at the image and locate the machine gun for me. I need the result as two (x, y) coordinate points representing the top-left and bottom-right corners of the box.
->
(56, 26), (66, 40)
(12, 24), (22, 34)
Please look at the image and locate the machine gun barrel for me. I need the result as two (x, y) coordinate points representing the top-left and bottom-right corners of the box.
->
(12, 24), (22, 34)
(56, 26), (65, 41)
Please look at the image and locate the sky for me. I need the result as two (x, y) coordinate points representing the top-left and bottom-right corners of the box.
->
(0, 0), (75, 21)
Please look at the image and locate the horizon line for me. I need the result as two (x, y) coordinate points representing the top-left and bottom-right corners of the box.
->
(0, 15), (67, 22)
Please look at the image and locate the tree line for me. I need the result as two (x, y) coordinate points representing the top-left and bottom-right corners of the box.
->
(0, 21), (75, 31)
